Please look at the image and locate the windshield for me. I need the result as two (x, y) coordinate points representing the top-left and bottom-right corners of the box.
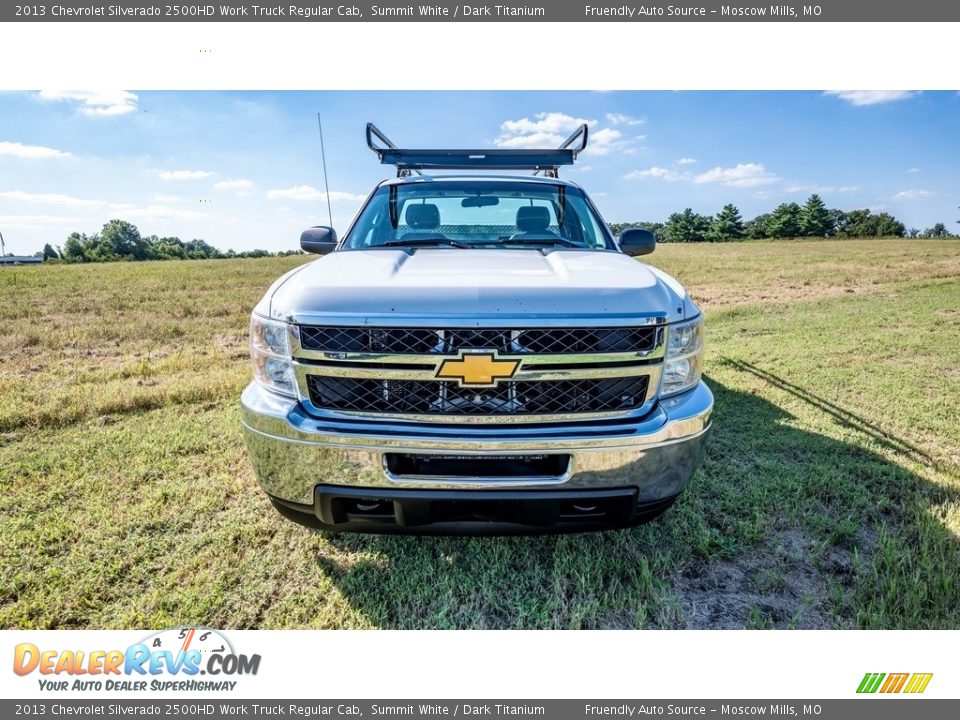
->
(343, 180), (613, 250)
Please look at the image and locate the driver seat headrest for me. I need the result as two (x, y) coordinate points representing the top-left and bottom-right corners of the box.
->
(405, 203), (440, 229)
(516, 205), (551, 233)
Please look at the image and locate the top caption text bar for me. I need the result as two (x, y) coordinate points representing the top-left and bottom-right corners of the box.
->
(7, 1), (960, 23)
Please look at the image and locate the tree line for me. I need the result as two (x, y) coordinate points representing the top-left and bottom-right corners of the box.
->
(23, 202), (960, 263)
(609, 195), (958, 243)
(40, 220), (301, 263)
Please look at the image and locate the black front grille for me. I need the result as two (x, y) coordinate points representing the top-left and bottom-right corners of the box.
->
(298, 326), (658, 355)
(306, 376), (649, 416)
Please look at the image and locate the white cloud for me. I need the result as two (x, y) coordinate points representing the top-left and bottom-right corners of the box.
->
(495, 132), (565, 149)
(824, 90), (918, 107)
(0, 190), (103, 207)
(38, 90), (138, 116)
(266, 185), (366, 202)
(214, 178), (255, 191)
(214, 178), (256, 196)
(0, 141), (72, 159)
(587, 127), (642, 156)
(676, 157), (697, 165)
(892, 189), (936, 201)
(158, 169), (214, 181)
(784, 184), (860, 194)
(694, 163), (780, 188)
(624, 166), (688, 182)
(495, 112), (640, 155)
(496, 112), (593, 148)
(153, 194), (183, 203)
(0, 213), (84, 225)
(908, 167), (921, 173)
(605, 112), (645, 126)
(119, 204), (210, 221)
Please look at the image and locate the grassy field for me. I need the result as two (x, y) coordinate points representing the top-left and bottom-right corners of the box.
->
(2, 238), (959, 629)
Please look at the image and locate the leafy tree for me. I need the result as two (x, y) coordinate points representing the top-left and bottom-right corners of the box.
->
(873, 213), (906, 238)
(42, 243), (59, 260)
(613, 202), (909, 242)
(61, 232), (88, 262)
(97, 220), (147, 261)
(744, 213), (771, 239)
(840, 209), (872, 237)
(665, 208), (712, 243)
(710, 204), (745, 242)
(838, 209), (905, 238)
(909, 228), (920, 238)
(923, 223), (949, 238)
(607, 222), (667, 243)
(767, 202), (802, 238)
(827, 209), (848, 237)
(800, 194), (832, 237)
(55, 221), (290, 263)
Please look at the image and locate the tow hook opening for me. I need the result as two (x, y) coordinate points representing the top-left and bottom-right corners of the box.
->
(340, 497), (396, 522)
(560, 499), (617, 520)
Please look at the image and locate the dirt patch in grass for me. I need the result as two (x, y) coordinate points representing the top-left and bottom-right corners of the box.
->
(671, 528), (876, 629)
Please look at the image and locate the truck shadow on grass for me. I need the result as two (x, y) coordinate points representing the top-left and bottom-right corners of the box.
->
(311, 373), (960, 629)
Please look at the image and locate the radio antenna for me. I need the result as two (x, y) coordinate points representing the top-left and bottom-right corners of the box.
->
(316, 114), (334, 228)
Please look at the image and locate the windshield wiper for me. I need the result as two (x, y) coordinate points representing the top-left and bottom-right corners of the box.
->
(381, 237), (471, 249)
(502, 237), (582, 249)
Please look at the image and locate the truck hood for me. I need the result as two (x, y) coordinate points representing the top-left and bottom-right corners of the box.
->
(265, 249), (697, 325)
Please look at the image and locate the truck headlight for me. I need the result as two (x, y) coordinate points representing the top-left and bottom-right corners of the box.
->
(661, 316), (704, 397)
(249, 314), (296, 397)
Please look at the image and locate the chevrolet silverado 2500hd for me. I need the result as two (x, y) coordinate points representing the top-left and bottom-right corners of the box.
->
(241, 123), (713, 533)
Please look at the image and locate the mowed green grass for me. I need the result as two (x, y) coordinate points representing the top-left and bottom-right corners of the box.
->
(2, 238), (959, 629)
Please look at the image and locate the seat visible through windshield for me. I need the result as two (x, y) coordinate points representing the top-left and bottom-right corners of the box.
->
(345, 180), (612, 250)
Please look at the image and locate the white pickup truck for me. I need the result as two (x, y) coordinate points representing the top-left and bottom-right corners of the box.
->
(241, 124), (713, 533)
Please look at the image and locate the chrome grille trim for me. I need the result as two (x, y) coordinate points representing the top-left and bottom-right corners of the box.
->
(295, 325), (664, 357)
(289, 322), (666, 424)
(306, 376), (651, 418)
(293, 359), (660, 382)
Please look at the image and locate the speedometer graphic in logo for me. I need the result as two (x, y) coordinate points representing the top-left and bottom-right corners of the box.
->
(141, 627), (234, 659)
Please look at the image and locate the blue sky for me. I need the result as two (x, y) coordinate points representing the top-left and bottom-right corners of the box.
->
(1, 90), (957, 254)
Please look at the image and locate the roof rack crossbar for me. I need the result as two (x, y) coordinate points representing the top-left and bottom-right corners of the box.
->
(535, 124), (589, 177)
(366, 123), (423, 177)
(365, 122), (588, 177)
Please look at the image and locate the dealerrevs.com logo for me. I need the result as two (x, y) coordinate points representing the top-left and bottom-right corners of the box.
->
(13, 627), (260, 692)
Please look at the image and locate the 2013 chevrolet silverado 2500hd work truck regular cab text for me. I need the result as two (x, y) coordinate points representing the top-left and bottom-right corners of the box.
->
(242, 123), (713, 533)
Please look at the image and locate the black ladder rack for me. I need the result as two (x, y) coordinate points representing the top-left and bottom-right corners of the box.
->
(365, 122), (589, 178)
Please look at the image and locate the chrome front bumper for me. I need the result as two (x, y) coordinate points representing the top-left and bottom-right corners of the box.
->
(241, 380), (713, 507)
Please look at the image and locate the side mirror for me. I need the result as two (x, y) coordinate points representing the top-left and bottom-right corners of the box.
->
(618, 228), (656, 256)
(300, 226), (338, 255)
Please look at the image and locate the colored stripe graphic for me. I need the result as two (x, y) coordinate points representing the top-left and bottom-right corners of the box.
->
(857, 672), (932, 694)
(880, 673), (909, 693)
(904, 673), (934, 694)
(857, 673), (885, 693)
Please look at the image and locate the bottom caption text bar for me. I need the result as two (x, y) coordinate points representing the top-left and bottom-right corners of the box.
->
(4, 701), (959, 719)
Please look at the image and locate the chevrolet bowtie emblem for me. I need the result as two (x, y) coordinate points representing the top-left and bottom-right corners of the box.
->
(436, 352), (520, 387)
